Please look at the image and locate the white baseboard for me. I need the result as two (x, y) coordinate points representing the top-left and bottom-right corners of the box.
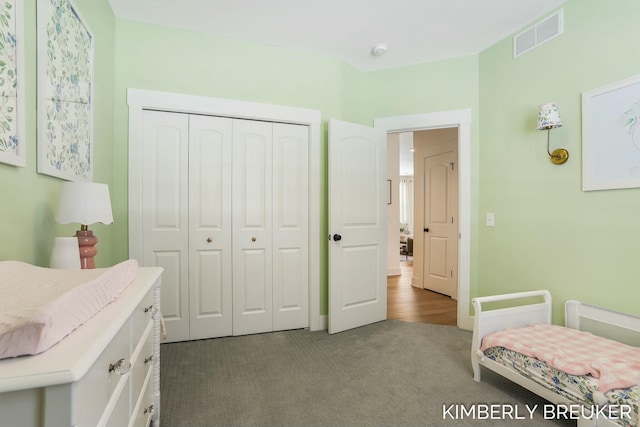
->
(387, 268), (401, 276)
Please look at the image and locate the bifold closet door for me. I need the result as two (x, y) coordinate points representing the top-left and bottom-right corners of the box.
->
(272, 123), (309, 331)
(141, 110), (190, 342)
(141, 111), (309, 340)
(232, 119), (274, 335)
(232, 120), (309, 335)
(188, 115), (233, 340)
(141, 111), (233, 342)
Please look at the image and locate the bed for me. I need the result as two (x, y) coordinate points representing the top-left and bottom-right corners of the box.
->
(471, 290), (640, 427)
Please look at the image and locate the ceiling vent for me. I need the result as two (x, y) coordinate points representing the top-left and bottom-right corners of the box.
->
(513, 9), (563, 58)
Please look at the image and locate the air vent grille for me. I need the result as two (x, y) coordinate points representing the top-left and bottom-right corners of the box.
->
(514, 9), (563, 58)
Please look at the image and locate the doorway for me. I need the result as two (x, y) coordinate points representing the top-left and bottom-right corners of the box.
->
(376, 109), (472, 330)
(386, 128), (458, 325)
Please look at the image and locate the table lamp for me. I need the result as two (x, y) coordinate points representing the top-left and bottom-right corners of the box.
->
(56, 182), (114, 269)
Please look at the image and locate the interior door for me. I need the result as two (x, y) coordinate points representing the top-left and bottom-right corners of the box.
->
(423, 150), (458, 298)
(328, 119), (387, 334)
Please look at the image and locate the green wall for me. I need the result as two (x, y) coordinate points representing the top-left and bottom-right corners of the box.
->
(3, 0), (636, 322)
(0, 0), (115, 267)
(478, 0), (640, 321)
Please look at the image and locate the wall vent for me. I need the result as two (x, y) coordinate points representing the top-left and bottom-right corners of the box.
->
(513, 9), (563, 58)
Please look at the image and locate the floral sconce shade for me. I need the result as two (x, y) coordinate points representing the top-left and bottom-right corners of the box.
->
(37, 0), (93, 181)
(536, 102), (568, 165)
(536, 103), (563, 130)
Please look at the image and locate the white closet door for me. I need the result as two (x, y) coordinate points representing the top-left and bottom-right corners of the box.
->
(188, 115), (233, 339)
(142, 110), (190, 342)
(272, 123), (309, 331)
(232, 119), (274, 335)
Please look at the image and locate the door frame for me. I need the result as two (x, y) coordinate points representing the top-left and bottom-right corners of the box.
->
(127, 89), (324, 331)
(375, 109), (472, 330)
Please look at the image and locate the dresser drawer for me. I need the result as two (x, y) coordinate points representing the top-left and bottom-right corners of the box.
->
(73, 321), (131, 427)
(132, 289), (156, 343)
(105, 375), (131, 427)
(129, 362), (155, 427)
(131, 318), (155, 399)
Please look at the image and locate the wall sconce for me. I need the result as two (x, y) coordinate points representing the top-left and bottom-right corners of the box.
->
(56, 182), (114, 269)
(536, 102), (568, 165)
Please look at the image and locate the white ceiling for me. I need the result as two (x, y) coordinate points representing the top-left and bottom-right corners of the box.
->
(107, 0), (566, 71)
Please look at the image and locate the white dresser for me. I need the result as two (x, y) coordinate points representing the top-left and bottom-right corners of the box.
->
(0, 267), (162, 427)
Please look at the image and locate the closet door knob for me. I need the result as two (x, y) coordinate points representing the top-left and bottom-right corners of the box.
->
(206, 237), (212, 243)
(251, 237), (257, 242)
(333, 234), (342, 241)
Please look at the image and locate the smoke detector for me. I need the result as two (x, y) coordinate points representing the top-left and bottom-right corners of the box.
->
(371, 43), (388, 56)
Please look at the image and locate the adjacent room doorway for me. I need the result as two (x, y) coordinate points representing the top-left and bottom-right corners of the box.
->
(377, 109), (472, 330)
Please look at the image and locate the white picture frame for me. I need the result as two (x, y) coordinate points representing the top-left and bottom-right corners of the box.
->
(0, 0), (26, 167)
(37, 0), (94, 181)
(582, 73), (640, 191)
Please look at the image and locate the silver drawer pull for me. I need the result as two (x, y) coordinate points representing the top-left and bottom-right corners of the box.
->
(144, 404), (156, 415)
(144, 305), (159, 319)
(108, 358), (131, 375)
(145, 354), (158, 365)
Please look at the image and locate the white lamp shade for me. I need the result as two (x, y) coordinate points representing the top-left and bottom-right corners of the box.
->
(50, 237), (81, 269)
(536, 103), (563, 130)
(56, 182), (114, 226)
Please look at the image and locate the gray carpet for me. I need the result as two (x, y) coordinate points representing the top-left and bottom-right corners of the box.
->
(160, 320), (574, 427)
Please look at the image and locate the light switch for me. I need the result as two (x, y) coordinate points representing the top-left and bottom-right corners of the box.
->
(486, 213), (495, 227)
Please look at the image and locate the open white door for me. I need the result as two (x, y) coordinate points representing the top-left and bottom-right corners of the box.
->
(328, 119), (387, 334)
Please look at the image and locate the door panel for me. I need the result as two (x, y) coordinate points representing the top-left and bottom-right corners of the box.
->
(142, 110), (190, 342)
(328, 119), (386, 334)
(188, 115), (233, 339)
(194, 250), (223, 314)
(232, 119), (273, 335)
(272, 123), (309, 331)
(342, 245), (379, 306)
(423, 150), (458, 297)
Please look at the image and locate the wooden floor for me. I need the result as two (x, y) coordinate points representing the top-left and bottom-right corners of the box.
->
(387, 260), (457, 326)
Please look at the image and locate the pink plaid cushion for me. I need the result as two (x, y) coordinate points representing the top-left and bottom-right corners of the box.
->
(481, 324), (640, 392)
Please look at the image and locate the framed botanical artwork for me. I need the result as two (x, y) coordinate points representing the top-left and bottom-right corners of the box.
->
(0, 0), (26, 167)
(582, 73), (640, 191)
(37, 0), (93, 181)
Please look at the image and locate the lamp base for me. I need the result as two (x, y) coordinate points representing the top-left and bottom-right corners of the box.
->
(76, 229), (98, 269)
(50, 237), (81, 269)
(550, 148), (569, 165)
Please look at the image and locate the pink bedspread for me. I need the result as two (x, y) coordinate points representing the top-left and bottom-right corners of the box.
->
(480, 324), (640, 393)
